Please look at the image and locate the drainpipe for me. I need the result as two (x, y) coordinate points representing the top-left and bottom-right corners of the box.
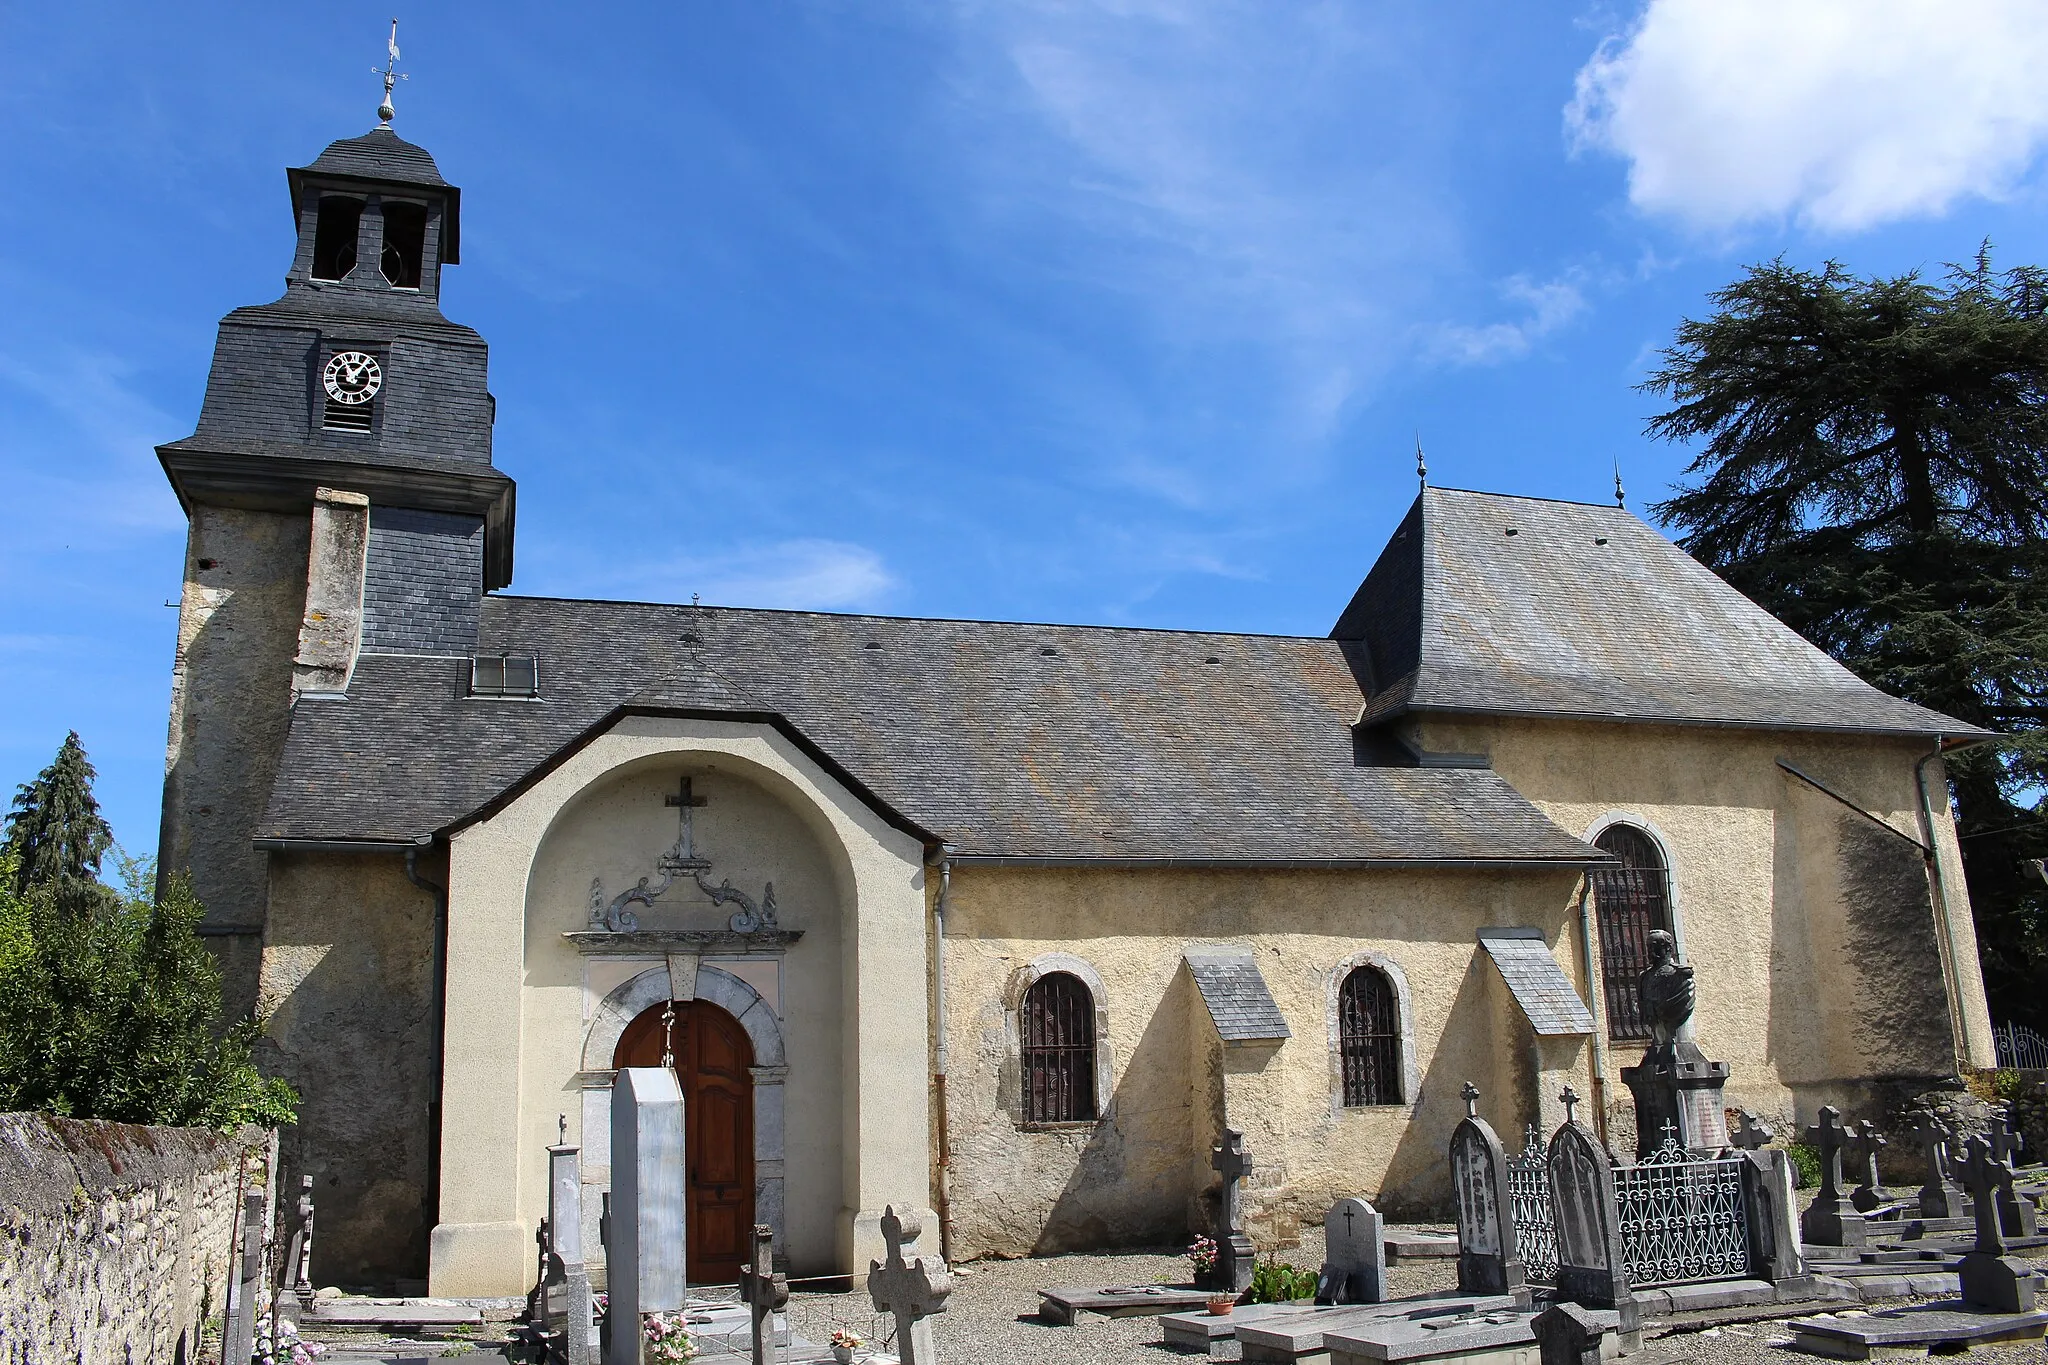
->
(931, 847), (955, 1264)
(405, 837), (449, 1232)
(1914, 738), (1995, 1076)
(1574, 878), (1611, 1146)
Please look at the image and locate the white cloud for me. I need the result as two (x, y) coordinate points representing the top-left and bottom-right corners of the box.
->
(1432, 274), (1588, 365)
(1569, 0), (2048, 233)
(586, 539), (897, 613)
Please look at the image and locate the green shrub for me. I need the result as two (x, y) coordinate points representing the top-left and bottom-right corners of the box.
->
(1245, 1257), (1319, 1304)
(1785, 1141), (1822, 1189)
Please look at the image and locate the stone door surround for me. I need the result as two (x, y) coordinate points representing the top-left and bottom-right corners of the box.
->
(579, 961), (789, 1268)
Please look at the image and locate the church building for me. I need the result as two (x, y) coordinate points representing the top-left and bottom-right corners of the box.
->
(155, 113), (1998, 1297)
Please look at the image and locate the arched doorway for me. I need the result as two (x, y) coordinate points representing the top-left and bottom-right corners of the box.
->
(614, 1001), (756, 1283)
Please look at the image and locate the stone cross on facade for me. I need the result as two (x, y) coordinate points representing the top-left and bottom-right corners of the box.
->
(1846, 1120), (1887, 1213)
(1730, 1111), (1775, 1151)
(738, 1224), (789, 1365)
(1211, 1128), (1256, 1293)
(1799, 1107), (1866, 1248)
(868, 1206), (953, 1365)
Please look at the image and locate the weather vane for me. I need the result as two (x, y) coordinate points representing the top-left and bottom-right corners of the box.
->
(1613, 460), (1626, 509)
(375, 19), (406, 127)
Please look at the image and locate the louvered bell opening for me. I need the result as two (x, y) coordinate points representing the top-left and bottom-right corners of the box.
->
(323, 397), (373, 431)
(1339, 966), (1401, 1106)
(471, 654), (539, 698)
(1021, 971), (1096, 1123)
(1591, 826), (1671, 1042)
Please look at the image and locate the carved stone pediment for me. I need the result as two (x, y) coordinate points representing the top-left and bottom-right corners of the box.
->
(585, 777), (788, 938)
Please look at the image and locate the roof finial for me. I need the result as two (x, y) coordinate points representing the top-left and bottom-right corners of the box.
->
(375, 19), (406, 127)
(1416, 432), (1428, 489)
(1613, 459), (1626, 509)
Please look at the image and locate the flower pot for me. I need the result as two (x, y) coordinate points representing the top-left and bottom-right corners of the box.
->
(832, 1346), (856, 1363)
(1205, 1294), (1237, 1316)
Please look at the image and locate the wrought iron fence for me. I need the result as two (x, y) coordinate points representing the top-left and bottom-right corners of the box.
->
(1506, 1124), (1557, 1286)
(1994, 1020), (2048, 1070)
(1612, 1136), (1751, 1286)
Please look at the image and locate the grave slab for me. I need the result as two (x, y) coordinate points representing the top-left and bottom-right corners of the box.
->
(1322, 1308), (1545, 1365)
(1236, 1294), (1520, 1364)
(1787, 1304), (2048, 1359)
(1036, 1284), (1211, 1324)
(304, 1299), (484, 1328)
(1386, 1230), (1460, 1260)
(1159, 1301), (1317, 1357)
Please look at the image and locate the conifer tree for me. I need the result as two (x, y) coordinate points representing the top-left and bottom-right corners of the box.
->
(2, 731), (114, 900)
(1645, 250), (2048, 1030)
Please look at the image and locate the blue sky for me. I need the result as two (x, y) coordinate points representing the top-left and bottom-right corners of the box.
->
(8, 1), (2048, 859)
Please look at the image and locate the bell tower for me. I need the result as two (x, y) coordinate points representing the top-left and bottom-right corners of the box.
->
(156, 86), (515, 1012)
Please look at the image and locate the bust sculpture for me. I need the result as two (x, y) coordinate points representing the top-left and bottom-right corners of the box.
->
(1637, 929), (1694, 1051)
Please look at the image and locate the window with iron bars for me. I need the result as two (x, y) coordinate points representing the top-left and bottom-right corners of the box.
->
(1591, 824), (1671, 1042)
(1020, 971), (1096, 1123)
(1339, 965), (1401, 1106)
(471, 655), (539, 698)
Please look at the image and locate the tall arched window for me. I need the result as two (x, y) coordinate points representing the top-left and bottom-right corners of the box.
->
(1021, 971), (1097, 1123)
(1590, 824), (1673, 1041)
(1338, 965), (1402, 1106)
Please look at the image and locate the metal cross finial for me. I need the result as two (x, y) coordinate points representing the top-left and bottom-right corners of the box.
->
(1416, 433), (1428, 488)
(374, 19), (407, 126)
(1613, 460), (1625, 509)
(1658, 1119), (1680, 1152)
(1560, 1084), (1579, 1124)
(1461, 1081), (1480, 1118)
(557, 1113), (568, 1145)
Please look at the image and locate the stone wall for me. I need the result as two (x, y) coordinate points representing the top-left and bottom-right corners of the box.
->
(0, 1113), (258, 1365)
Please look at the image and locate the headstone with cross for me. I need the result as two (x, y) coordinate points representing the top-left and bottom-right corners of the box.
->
(1990, 1115), (2040, 1237)
(1729, 1110), (1775, 1152)
(1546, 1085), (1635, 1330)
(1952, 1135), (2042, 1313)
(1913, 1112), (1968, 1219)
(1799, 1107), (1867, 1248)
(1845, 1120), (1888, 1213)
(867, 1205), (953, 1365)
(548, 1117), (594, 1365)
(1316, 1197), (1385, 1305)
(738, 1223), (789, 1365)
(1211, 1129), (1257, 1293)
(1729, 1125), (1805, 1287)
(1449, 1082), (1528, 1305)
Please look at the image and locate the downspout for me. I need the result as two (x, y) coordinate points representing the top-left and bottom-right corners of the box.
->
(930, 848), (955, 1263)
(1914, 738), (1995, 1075)
(405, 837), (450, 1232)
(1573, 878), (1611, 1146)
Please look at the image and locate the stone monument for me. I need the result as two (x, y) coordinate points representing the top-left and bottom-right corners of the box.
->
(1954, 1135), (2041, 1314)
(1210, 1129), (1256, 1294)
(607, 1066), (686, 1365)
(1729, 1112), (1805, 1288)
(1799, 1107), (1868, 1249)
(549, 1121), (595, 1365)
(1846, 1120), (1888, 1213)
(1449, 1082), (1527, 1304)
(868, 1205), (953, 1365)
(1914, 1112), (1968, 1220)
(1617, 931), (1730, 1156)
(1316, 1197), (1386, 1305)
(1547, 1086), (1636, 1334)
(738, 1224), (789, 1365)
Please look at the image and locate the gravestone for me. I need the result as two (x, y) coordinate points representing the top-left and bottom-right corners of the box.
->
(1316, 1197), (1386, 1305)
(1729, 1111), (1775, 1152)
(1449, 1082), (1527, 1304)
(550, 1124), (595, 1365)
(608, 1066), (686, 1365)
(1734, 1141), (1805, 1288)
(1846, 1120), (1888, 1214)
(868, 1205), (952, 1365)
(1546, 1086), (1636, 1333)
(1211, 1128), (1256, 1294)
(1617, 930), (1730, 1156)
(1991, 1117), (2039, 1237)
(1914, 1113), (1968, 1219)
(1799, 1107), (1867, 1248)
(223, 1189), (266, 1365)
(285, 1174), (315, 1299)
(1532, 1301), (1613, 1365)
(738, 1224), (789, 1365)
(1954, 1135), (2040, 1314)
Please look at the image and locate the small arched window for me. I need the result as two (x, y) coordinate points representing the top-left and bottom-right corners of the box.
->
(1590, 824), (1673, 1041)
(1338, 966), (1401, 1106)
(311, 196), (362, 280)
(380, 201), (428, 288)
(1021, 971), (1096, 1123)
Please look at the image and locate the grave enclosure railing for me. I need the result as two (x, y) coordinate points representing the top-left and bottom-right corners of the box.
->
(1511, 1129), (1752, 1290)
(1994, 1019), (2048, 1071)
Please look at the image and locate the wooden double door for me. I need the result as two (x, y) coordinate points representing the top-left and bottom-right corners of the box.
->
(613, 1000), (756, 1284)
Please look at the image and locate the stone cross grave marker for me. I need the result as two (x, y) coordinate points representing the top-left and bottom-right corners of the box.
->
(738, 1223), (789, 1365)
(1953, 1135), (2037, 1314)
(1211, 1128), (1256, 1293)
(1914, 1112), (1967, 1219)
(868, 1205), (953, 1365)
(284, 1174), (315, 1299)
(1449, 1082), (1527, 1304)
(1846, 1120), (1887, 1213)
(549, 1119), (594, 1365)
(1547, 1086), (1635, 1331)
(608, 1066), (686, 1365)
(1799, 1107), (1867, 1248)
(1989, 1116), (2039, 1237)
(1730, 1111), (1775, 1151)
(1317, 1197), (1385, 1305)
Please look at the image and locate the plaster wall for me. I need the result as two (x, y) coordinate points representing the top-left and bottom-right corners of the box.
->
(258, 850), (439, 1284)
(430, 715), (929, 1297)
(158, 503), (310, 1018)
(520, 762), (846, 1276)
(1414, 716), (1994, 1125)
(939, 864), (1584, 1260)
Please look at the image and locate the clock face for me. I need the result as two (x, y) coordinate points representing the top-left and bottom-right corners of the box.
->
(323, 350), (383, 405)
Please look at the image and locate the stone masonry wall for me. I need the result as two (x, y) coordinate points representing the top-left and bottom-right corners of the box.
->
(0, 1113), (257, 1365)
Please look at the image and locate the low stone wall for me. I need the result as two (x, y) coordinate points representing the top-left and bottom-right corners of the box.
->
(0, 1112), (258, 1365)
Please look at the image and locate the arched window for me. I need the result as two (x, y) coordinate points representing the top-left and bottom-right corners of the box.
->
(1590, 824), (1673, 1041)
(311, 196), (362, 280)
(1338, 965), (1402, 1106)
(380, 201), (428, 288)
(1021, 971), (1096, 1123)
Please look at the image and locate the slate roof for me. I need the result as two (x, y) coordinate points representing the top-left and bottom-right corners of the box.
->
(1185, 953), (1292, 1042)
(299, 128), (451, 188)
(1476, 929), (1595, 1036)
(257, 595), (1602, 864)
(1336, 488), (1981, 738)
